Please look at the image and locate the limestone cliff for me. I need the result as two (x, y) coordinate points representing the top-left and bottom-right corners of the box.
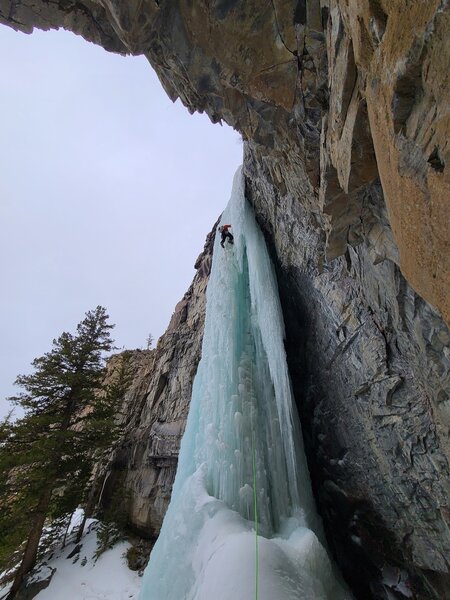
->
(2, 1), (448, 323)
(98, 226), (214, 539)
(1, 2), (449, 599)
(245, 150), (450, 600)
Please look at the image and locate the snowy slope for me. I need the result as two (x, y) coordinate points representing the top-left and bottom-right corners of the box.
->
(1, 513), (141, 600)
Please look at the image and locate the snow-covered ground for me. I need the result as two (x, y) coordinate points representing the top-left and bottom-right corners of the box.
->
(0, 512), (142, 600)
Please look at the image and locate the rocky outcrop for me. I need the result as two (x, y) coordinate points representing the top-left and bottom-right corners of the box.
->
(245, 148), (450, 600)
(1, 2), (449, 599)
(14, 565), (56, 600)
(2, 0), (448, 324)
(99, 226), (215, 539)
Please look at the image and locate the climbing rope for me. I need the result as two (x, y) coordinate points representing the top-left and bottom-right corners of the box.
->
(242, 295), (259, 599)
(251, 423), (259, 600)
(248, 347), (259, 600)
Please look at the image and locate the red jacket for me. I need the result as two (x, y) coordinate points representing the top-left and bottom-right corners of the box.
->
(221, 224), (231, 232)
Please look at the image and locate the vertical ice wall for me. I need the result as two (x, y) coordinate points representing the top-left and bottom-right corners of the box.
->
(139, 168), (352, 600)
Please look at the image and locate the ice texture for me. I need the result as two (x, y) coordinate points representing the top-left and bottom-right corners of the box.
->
(139, 168), (352, 599)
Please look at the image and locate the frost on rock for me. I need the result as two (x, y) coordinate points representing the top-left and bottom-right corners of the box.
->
(139, 168), (352, 600)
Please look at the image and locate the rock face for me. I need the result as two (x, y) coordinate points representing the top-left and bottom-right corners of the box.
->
(14, 565), (56, 600)
(2, 0), (448, 324)
(245, 150), (450, 599)
(99, 226), (215, 539)
(1, 2), (449, 599)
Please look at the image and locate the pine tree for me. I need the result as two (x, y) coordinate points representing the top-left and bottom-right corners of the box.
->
(0, 306), (116, 599)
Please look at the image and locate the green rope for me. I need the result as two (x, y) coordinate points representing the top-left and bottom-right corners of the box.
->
(251, 419), (259, 600)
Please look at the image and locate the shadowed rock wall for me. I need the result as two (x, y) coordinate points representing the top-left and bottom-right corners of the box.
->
(1, 2), (449, 599)
(244, 145), (450, 600)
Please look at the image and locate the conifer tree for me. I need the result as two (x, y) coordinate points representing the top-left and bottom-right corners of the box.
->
(0, 306), (116, 599)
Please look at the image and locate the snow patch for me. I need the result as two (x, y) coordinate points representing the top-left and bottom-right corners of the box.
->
(0, 515), (141, 600)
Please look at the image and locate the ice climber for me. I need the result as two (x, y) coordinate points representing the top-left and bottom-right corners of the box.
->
(219, 224), (234, 248)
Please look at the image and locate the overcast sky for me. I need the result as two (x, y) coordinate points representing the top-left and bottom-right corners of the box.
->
(0, 26), (242, 417)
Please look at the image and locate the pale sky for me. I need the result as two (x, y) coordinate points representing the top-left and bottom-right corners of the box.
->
(0, 26), (242, 417)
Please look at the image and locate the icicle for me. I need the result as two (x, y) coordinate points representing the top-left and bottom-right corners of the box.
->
(139, 167), (352, 600)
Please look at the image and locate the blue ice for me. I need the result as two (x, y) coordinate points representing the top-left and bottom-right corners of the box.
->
(139, 168), (352, 599)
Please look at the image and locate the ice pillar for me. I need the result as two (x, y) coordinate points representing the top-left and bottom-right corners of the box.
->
(139, 168), (352, 600)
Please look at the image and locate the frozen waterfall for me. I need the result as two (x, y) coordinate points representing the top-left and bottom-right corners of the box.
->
(139, 168), (352, 600)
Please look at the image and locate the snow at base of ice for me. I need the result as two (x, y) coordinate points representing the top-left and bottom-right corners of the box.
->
(139, 168), (353, 600)
(150, 465), (350, 600)
(0, 511), (141, 600)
